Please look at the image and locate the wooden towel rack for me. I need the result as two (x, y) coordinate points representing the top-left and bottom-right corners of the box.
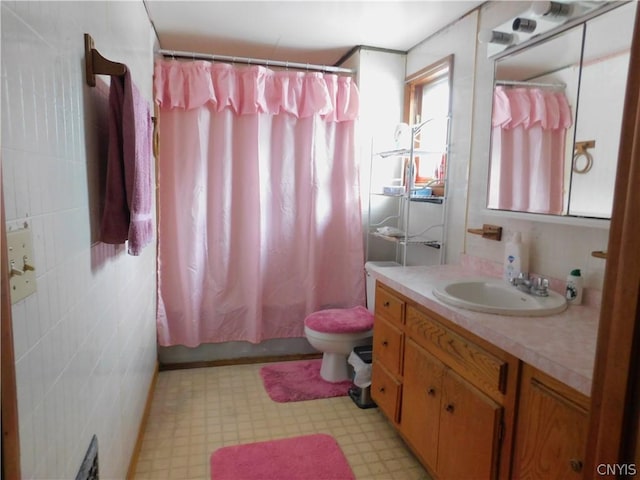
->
(84, 33), (127, 87)
(467, 224), (502, 241)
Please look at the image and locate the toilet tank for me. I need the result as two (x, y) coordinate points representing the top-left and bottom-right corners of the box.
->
(365, 261), (401, 312)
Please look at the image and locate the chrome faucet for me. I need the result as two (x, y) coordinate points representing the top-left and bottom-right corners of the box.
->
(510, 273), (549, 297)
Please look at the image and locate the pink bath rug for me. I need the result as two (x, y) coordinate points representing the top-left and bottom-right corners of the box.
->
(259, 359), (352, 402)
(210, 433), (355, 480)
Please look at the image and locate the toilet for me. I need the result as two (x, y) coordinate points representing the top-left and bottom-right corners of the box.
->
(304, 305), (374, 382)
(304, 261), (400, 382)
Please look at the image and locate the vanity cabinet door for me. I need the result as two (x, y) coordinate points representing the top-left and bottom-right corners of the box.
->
(438, 369), (503, 480)
(512, 364), (589, 480)
(401, 338), (444, 469)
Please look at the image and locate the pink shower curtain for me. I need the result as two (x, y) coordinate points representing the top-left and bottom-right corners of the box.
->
(491, 86), (573, 214)
(154, 60), (365, 347)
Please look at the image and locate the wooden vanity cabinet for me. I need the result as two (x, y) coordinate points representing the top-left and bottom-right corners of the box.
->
(512, 364), (590, 479)
(371, 282), (520, 479)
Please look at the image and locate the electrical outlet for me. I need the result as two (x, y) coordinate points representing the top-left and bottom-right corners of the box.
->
(7, 228), (37, 303)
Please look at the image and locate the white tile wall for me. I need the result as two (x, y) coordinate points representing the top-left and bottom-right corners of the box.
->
(2, 2), (157, 478)
(352, 49), (407, 263)
(407, 11), (480, 266)
(406, 2), (610, 289)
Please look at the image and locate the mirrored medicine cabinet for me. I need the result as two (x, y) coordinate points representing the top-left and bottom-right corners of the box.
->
(486, 1), (637, 222)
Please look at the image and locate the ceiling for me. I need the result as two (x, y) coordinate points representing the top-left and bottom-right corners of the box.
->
(144, 1), (484, 66)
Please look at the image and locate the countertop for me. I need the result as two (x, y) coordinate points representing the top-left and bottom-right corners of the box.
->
(367, 263), (599, 396)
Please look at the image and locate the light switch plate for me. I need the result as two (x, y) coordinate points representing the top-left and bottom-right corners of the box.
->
(7, 228), (37, 303)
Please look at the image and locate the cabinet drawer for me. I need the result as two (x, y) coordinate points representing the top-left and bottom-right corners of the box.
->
(406, 305), (508, 397)
(375, 285), (404, 326)
(371, 360), (402, 424)
(372, 317), (404, 376)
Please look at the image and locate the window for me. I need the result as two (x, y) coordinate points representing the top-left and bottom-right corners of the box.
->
(405, 56), (453, 185)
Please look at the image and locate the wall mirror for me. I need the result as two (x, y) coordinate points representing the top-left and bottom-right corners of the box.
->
(486, 2), (636, 219)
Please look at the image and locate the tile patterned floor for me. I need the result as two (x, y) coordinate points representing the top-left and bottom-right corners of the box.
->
(133, 362), (431, 479)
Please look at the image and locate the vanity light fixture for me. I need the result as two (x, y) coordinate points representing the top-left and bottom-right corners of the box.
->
(532, 1), (573, 19)
(484, 0), (614, 59)
(478, 29), (515, 45)
(512, 17), (537, 33)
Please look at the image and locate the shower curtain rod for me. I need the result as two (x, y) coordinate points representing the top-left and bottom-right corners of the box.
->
(158, 49), (355, 74)
(496, 79), (566, 89)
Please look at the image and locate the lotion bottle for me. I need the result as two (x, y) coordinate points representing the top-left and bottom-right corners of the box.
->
(503, 232), (529, 284)
(566, 269), (584, 304)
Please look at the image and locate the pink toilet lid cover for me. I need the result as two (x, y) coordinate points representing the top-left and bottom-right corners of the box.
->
(304, 306), (374, 334)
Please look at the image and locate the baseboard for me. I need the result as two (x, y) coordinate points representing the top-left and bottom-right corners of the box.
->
(159, 352), (322, 371)
(126, 361), (159, 480)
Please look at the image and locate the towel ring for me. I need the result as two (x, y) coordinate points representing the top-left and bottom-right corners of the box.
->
(573, 140), (595, 174)
(573, 150), (593, 174)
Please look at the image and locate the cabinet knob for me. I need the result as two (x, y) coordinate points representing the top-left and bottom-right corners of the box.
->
(383, 301), (390, 307)
(569, 459), (583, 472)
(445, 403), (455, 413)
(379, 387), (386, 394)
(382, 340), (389, 347)
(427, 387), (436, 396)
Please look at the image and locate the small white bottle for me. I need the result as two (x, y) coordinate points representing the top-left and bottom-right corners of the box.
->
(503, 232), (529, 284)
(566, 269), (584, 304)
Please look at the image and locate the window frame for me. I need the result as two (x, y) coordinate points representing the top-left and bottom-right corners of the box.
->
(404, 55), (454, 185)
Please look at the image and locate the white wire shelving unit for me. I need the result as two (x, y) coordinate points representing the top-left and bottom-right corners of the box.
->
(366, 118), (450, 267)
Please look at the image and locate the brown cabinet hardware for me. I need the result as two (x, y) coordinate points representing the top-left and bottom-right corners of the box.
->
(569, 459), (583, 472)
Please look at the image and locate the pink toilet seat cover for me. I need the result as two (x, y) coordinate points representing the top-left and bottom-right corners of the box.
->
(304, 306), (374, 334)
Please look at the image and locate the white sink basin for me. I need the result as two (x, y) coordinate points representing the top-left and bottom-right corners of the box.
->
(433, 278), (567, 317)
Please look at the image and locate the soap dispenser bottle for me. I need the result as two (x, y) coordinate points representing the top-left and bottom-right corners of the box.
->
(503, 232), (529, 283)
(566, 269), (584, 304)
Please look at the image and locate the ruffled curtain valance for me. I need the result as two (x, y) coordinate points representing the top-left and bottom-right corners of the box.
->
(492, 86), (573, 131)
(154, 59), (359, 122)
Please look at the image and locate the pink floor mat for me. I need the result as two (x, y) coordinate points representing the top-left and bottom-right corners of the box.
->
(210, 433), (355, 480)
(259, 359), (352, 402)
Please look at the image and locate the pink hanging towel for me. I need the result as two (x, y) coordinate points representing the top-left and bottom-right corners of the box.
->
(100, 70), (154, 255)
(100, 72), (128, 244)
